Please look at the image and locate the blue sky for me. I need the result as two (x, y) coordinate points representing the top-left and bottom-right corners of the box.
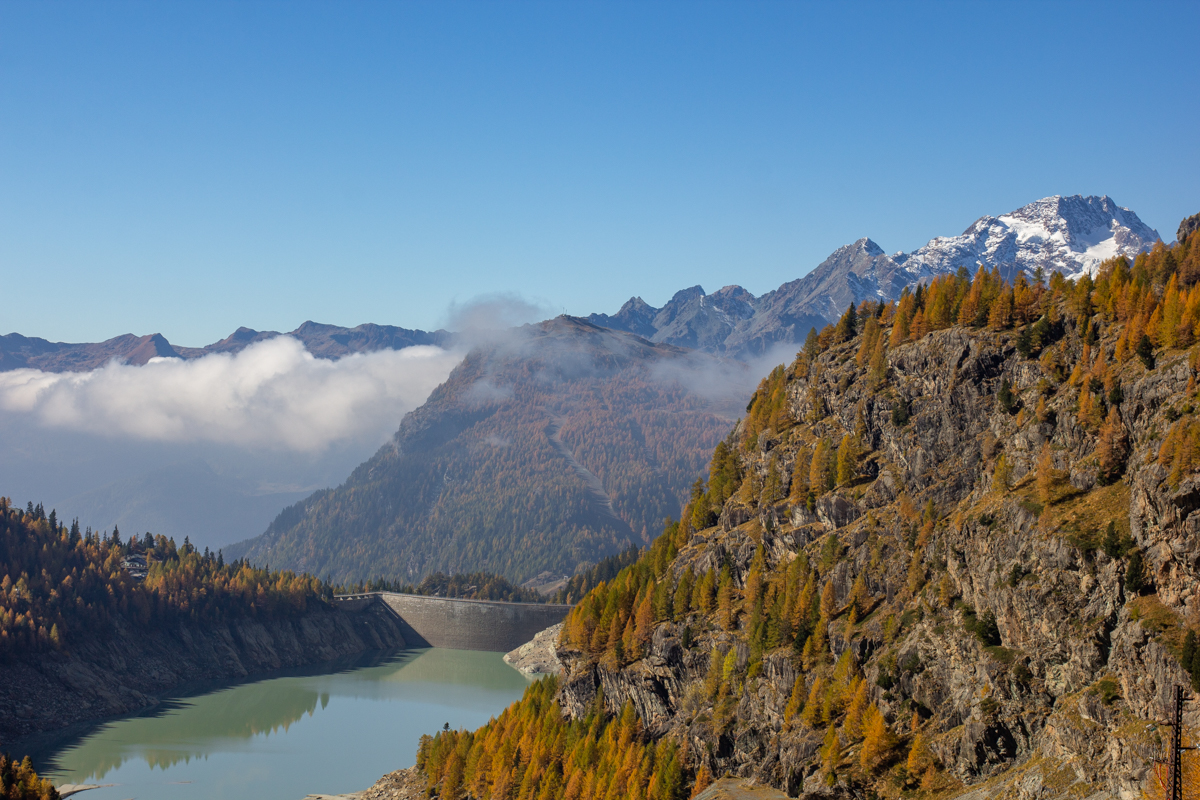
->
(2, 1), (1197, 346)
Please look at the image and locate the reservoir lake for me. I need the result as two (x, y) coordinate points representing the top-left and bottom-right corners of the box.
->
(20, 648), (532, 800)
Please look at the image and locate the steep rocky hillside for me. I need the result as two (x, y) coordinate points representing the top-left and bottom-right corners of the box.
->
(415, 232), (1200, 800)
(230, 318), (747, 584)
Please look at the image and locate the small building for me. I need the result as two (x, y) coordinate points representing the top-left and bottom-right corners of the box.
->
(122, 553), (148, 581)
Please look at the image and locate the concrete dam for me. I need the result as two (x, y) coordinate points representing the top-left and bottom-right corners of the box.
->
(334, 592), (572, 652)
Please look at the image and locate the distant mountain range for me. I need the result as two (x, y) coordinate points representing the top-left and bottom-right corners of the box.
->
(588, 195), (1161, 358)
(61, 460), (309, 549)
(5, 195), (1160, 371)
(0, 321), (452, 373)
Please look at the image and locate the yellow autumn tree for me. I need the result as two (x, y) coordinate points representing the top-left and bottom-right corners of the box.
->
(907, 730), (934, 780)
(836, 435), (858, 486)
(821, 726), (843, 781)
(800, 676), (826, 727)
(842, 678), (871, 741)
(690, 765), (714, 799)
(1097, 406), (1129, 484)
(820, 580), (838, 619)
(783, 675), (806, 727)
(992, 452), (1012, 493)
(860, 703), (897, 772)
(1036, 442), (1056, 505)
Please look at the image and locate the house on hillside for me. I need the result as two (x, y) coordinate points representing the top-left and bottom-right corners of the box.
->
(122, 553), (148, 581)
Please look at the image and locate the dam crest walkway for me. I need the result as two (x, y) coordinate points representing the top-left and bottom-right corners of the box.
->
(334, 592), (571, 653)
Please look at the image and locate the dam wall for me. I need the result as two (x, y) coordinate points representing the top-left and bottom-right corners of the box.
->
(334, 592), (571, 653)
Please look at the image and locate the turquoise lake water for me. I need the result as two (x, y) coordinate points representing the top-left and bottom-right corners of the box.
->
(21, 648), (532, 800)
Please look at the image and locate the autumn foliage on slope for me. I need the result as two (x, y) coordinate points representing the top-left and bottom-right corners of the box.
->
(0, 755), (57, 800)
(417, 677), (694, 800)
(0, 498), (333, 659)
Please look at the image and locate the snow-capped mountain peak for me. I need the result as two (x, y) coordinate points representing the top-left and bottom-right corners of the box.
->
(897, 194), (1156, 281)
(588, 193), (1163, 360)
(895, 194), (1160, 281)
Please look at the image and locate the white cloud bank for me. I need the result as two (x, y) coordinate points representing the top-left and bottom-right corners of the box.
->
(0, 337), (463, 452)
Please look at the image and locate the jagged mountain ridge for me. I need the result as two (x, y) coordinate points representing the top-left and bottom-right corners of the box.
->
(590, 194), (1160, 360)
(5, 195), (1160, 373)
(225, 317), (750, 584)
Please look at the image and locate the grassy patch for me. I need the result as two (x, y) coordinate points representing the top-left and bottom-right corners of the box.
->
(1044, 481), (1131, 549)
(1090, 676), (1121, 705)
(1018, 497), (1044, 516)
(1129, 594), (1187, 653)
(986, 646), (1020, 665)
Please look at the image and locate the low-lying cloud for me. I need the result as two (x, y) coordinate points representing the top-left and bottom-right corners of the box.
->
(444, 293), (552, 333)
(0, 337), (463, 452)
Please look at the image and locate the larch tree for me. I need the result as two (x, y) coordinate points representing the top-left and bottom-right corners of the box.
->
(819, 580), (838, 619)
(810, 438), (834, 495)
(1036, 442), (1056, 506)
(836, 435), (858, 486)
(906, 730), (933, 779)
(789, 448), (812, 503)
(783, 675), (806, 727)
(1097, 406), (1130, 484)
(859, 704), (896, 772)
(992, 452), (1012, 493)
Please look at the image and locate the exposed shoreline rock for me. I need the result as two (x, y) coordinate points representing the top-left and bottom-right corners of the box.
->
(503, 622), (564, 677)
(346, 766), (426, 800)
(0, 602), (404, 747)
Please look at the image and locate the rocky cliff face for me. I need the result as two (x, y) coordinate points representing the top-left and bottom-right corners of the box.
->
(0, 603), (403, 745)
(554, 314), (1198, 797)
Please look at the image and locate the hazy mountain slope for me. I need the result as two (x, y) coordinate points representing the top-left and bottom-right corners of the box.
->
(59, 460), (309, 550)
(590, 194), (1161, 360)
(227, 318), (747, 584)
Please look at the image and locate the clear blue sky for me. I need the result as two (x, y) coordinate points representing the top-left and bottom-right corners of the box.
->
(2, 1), (1197, 346)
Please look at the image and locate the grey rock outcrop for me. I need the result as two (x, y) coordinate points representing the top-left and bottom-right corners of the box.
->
(1179, 212), (1200, 244)
(503, 622), (565, 677)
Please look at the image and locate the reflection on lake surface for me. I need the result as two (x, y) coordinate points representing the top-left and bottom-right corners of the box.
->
(20, 648), (531, 800)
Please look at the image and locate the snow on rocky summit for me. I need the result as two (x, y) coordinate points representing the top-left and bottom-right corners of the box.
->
(894, 194), (1160, 282)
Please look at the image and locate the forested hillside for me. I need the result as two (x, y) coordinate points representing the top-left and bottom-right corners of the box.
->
(414, 230), (1200, 799)
(232, 318), (743, 584)
(0, 499), (404, 747)
(0, 499), (332, 659)
(0, 755), (57, 800)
